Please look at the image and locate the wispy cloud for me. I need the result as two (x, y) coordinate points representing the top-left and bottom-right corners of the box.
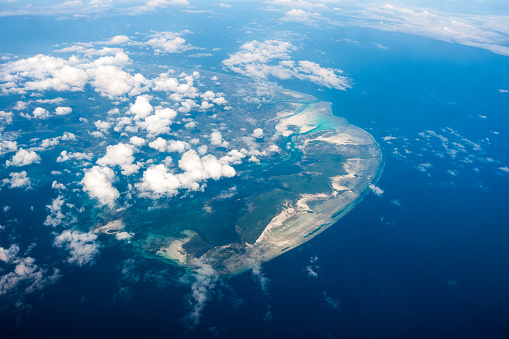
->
(250, 258), (270, 293)
(368, 184), (384, 197)
(182, 261), (219, 329)
(53, 230), (99, 266)
(305, 255), (319, 278)
(223, 39), (351, 90)
(267, 1), (509, 56)
(321, 290), (340, 310)
(0, 0), (189, 18)
(0, 243), (61, 309)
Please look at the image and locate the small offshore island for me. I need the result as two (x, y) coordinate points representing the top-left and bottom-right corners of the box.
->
(134, 76), (383, 276)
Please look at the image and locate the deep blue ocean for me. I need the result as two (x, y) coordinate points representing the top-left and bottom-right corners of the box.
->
(1, 5), (508, 339)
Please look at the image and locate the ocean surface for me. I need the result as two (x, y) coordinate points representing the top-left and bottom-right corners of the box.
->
(1, 4), (508, 338)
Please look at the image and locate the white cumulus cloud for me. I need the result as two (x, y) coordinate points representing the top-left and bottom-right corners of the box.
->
(6, 148), (41, 167)
(97, 143), (140, 175)
(100, 35), (131, 45)
(136, 150), (236, 198)
(130, 136), (147, 147)
(81, 166), (119, 208)
(43, 195), (66, 227)
(0, 245), (19, 263)
(136, 164), (182, 198)
(33, 107), (50, 119)
(55, 106), (72, 115)
(56, 150), (93, 163)
(0, 110), (13, 124)
(0, 52), (150, 99)
(129, 95), (153, 119)
(2, 171), (31, 189)
(252, 128), (264, 139)
(282, 8), (324, 25)
(222, 40), (350, 90)
(137, 107), (178, 136)
(369, 184), (384, 197)
(0, 256), (60, 297)
(143, 31), (194, 54)
(54, 230), (99, 266)
(116, 231), (134, 242)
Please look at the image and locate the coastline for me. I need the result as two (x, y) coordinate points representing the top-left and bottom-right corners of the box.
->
(190, 98), (383, 276)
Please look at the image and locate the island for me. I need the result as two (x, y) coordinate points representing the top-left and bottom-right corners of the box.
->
(128, 75), (382, 276)
(3, 65), (382, 277)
